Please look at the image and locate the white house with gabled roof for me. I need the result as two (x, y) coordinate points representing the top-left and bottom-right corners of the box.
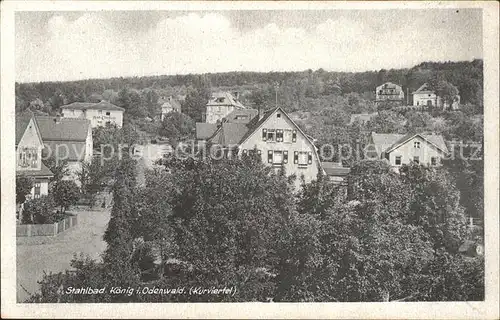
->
(197, 107), (324, 189)
(60, 101), (125, 128)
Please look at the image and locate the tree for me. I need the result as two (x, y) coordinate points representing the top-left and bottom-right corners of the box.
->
(366, 110), (407, 134)
(21, 195), (57, 224)
(42, 154), (69, 186)
(16, 175), (34, 204)
(181, 86), (210, 122)
(159, 112), (195, 140)
(78, 159), (107, 205)
(399, 164), (468, 252)
(434, 80), (459, 110)
(52, 180), (80, 213)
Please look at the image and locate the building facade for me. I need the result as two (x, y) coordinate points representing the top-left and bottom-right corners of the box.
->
(197, 107), (324, 189)
(412, 83), (460, 110)
(375, 82), (405, 107)
(36, 116), (93, 184)
(369, 132), (449, 167)
(61, 101), (125, 128)
(205, 92), (246, 124)
(16, 114), (53, 201)
(160, 96), (182, 120)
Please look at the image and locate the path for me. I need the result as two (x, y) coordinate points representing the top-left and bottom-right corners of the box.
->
(16, 205), (111, 302)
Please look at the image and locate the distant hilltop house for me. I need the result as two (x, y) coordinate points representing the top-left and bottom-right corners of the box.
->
(159, 96), (182, 120)
(16, 114), (54, 200)
(412, 83), (460, 110)
(368, 132), (449, 167)
(196, 107), (324, 188)
(349, 112), (378, 125)
(205, 91), (246, 124)
(36, 116), (93, 184)
(60, 101), (125, 128)
(375, 82), (405, 107)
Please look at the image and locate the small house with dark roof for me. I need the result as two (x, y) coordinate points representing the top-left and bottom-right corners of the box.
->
(35, 116), (93, 184)
(321, 162), (351, 185)
(16, 113), (54, 201)
(197, 107), (324, 189)
(60, 100), (125, 128)
(205, 91), (246, 124)
(369, 132), (449, 167)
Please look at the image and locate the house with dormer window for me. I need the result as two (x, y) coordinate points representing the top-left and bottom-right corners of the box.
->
(196, 107), (323, 188)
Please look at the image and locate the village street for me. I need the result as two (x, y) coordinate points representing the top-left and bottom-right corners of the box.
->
(16, 204), (111, 302)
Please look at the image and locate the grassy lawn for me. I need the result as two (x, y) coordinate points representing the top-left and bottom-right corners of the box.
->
(16, 203), (111, 302)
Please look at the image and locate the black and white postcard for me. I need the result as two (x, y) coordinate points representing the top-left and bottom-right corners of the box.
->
(1, 1), (498, 319)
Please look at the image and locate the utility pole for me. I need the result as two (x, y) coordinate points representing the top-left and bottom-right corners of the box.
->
(275, 82), (279, 108)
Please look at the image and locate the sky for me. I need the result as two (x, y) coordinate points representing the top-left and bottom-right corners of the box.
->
(15, 9), (483, 83)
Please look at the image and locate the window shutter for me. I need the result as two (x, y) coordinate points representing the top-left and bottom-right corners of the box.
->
(262, 129), (267, 141)
(294, 151), (298, 164)
(268, 150), (273, 163)
(292, 130), (297, 142)
(283, 150), (288, 164)
(308, 152), (313, 164)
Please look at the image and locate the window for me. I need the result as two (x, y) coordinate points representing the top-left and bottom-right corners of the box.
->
(414, 141), (420, 149)
(276, 129), (283, 142)
(292, 130), (297, 142)
(395, 156), (402, 166)
(34, 183), (41, 199)
(273, 151), (283, 164)
(106, 112), (110, 116)
(296, 151), (308, 166)
(431, 157), (437, 166)
(413, 156), (420, 164)
(268, 150), (287, 165)
(277, 113), (281, 118)
(417, 101), (420, 106)
(267, 131), (275, 142)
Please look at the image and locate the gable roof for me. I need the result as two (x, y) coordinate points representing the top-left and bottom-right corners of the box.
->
(413, 82), (435, 94)
(210, 123), (249, 146)
(35, 116), (91, 142)
(16, 162), (54, 178)
(16, 113), (43, 146)
(196, 123), (218, 140)
(60, 101), (125, 111)
(206, 92), (245, 109)
(371, 132), (448, 155)
(376, 82), (403, 90)
(43, 141), (87, 161)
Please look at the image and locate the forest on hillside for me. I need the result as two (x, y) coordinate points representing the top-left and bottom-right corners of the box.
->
(16, 59), (483, 119)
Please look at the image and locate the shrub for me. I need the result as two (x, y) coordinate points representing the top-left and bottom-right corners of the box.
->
(22, 195), (58, 224)
(52, 180), (81, 213)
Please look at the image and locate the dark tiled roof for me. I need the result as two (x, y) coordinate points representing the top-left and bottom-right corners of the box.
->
(322, 162), (351, 176)
(36, 116), (90, 142)
(43, 141), (87, 162)
(60, 101), (125, 111)
(224, 108), (259, 124)
(238, 108), (277, 144)
(210, 123), (250, 147)
(196, 123), (218, 140)
(16, 162), (53, 177)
